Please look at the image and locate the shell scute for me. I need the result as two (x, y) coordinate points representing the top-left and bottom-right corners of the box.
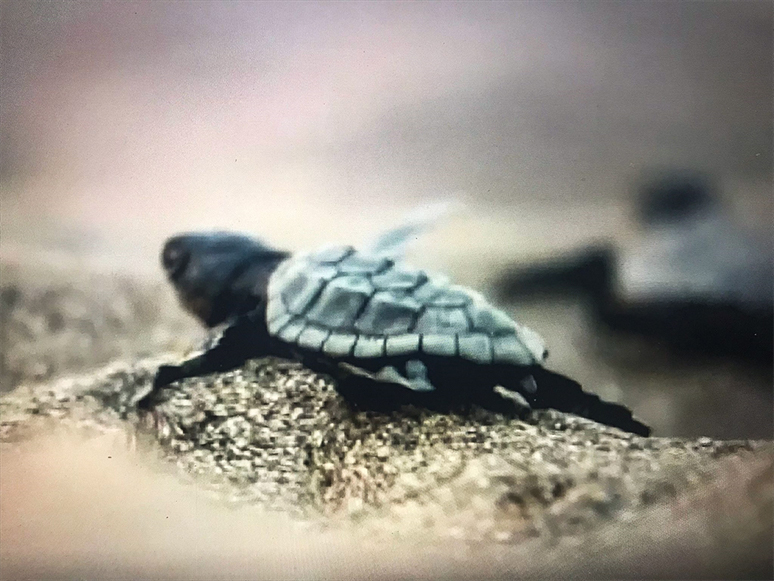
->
(276, 319), (305, 343)
(429, 286), (472, 308)
(265, 294), (286, 326)
(411, 277), (450, 303)
(353, 335), (386, 358)
(372, 269), (427, 291)
(385, 334), (421, 355)
(468, 302), (517, 334)
(304, 276), (373, 329)
(413, 307), (470, 334)
(337, 254), (393, 275)
(458, 333), (493, 364)
(420, 334), (458, 357)
(267, 312), (293, 334)
(355, 292), (422, 335)
(323, 333), (358, 356)
(492, 334), (533, 365)
(282, 269), (327, 315)
(297, 326), (330, 351)
(516, 324), (549, 362)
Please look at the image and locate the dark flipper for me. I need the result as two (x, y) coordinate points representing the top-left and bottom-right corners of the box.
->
(138, 310), (283, 409)
(512, 367), (651, 437)
(494, 244), (615, 301)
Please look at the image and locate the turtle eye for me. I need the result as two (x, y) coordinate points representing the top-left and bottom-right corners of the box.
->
(161, 239), (190, 278)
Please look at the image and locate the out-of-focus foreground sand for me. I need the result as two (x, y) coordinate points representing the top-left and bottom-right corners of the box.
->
(1, 430), (771, 581)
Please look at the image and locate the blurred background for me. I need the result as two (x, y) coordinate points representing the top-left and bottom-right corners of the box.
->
(1, 1), (772, 438)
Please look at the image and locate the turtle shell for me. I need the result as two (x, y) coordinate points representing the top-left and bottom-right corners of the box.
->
(265, 245), (547, 366)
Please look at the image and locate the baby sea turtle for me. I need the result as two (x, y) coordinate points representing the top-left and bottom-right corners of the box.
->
(139, 212), (650, 436)
(496, 170), (773, 363)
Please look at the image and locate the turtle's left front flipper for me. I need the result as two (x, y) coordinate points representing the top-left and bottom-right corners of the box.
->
(365, 199), (462, 259)
(138, 310), (285, 409)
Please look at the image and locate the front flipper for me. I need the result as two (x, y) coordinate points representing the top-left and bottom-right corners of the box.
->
(138, 310), (280, 409)
(364, 200), (462, 259)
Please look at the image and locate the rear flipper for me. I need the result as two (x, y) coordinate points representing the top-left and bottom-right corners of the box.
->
(138, 310), (283, 409)
(509, 367), (651, 437)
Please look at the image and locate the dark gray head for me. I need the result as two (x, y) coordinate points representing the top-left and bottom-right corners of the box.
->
(635, 171), (719, 227)
(162, 232), (290, 327)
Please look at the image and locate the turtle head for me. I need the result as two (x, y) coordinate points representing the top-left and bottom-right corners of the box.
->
(635, 170), (718, 227)
(161, 232), (290, 327)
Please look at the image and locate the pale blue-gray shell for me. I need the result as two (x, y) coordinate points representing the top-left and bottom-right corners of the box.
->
(266, 245), (547, 366)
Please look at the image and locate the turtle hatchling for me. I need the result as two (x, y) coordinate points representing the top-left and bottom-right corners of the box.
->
(140, 206), (650, 436)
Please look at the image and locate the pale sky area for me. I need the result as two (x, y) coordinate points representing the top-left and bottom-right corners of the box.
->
(1, 1), (771, 277)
